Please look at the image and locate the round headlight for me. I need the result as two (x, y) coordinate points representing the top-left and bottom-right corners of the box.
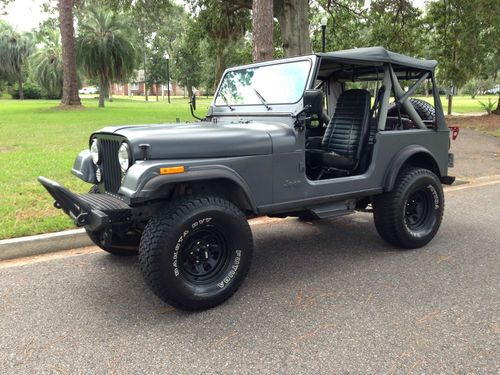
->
(90, 139), (99, 164)
(118, 142), (130, 172)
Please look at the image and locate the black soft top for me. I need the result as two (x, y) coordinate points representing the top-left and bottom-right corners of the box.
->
(317, 46), (437, 71)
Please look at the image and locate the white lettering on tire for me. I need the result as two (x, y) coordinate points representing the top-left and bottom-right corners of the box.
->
(172, 229), (190, 277)
(217, 250), (242, 289)
(191, 217), (212, 229)
(427, 184), (440, 209)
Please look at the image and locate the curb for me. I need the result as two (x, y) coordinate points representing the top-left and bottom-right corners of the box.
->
(0, 217), (283, 262)
(0, 229), (92, 261)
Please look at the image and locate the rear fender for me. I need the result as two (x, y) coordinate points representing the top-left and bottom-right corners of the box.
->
(384, 145), (441, 191)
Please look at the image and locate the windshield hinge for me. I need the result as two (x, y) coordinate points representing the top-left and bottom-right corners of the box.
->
(293, 105), (311, 131)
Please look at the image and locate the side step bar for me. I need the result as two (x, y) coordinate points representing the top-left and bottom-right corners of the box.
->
(306, 199), (356, 219)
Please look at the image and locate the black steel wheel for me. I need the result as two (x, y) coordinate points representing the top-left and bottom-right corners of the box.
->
(405, 190), (435, 232)
(179, 227), (229, 283)
(373, 167), (444, 249)
(139, 196), (253, 310)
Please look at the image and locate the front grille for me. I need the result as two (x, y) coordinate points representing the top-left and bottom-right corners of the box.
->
(98, 137), (122, 193)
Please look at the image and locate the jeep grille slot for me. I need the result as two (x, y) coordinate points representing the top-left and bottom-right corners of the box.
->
(99, 138), (122, 193)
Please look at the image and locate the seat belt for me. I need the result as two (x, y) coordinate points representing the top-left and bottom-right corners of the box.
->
(368, 86), (384, 145)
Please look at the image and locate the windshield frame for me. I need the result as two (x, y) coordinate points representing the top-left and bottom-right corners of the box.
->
(213, 57), (315, 109)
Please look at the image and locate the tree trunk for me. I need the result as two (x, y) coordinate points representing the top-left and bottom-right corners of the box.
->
(108, 83), (113, 102)
(98, 77), (106, 108)
(214, 44), (226, 91)
(231, 0), (311, 57)
(18, 78), (24, 100)
(187, 85), (193, 99)
(494, 94), (500, 115)
(447, 85), (454, 115)
(58, 0), (81, 106)
(252, 0), (274, 62)
(275, 0), (311, 57)
(141, 28), (148, 102)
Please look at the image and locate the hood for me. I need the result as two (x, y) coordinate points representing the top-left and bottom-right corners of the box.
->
(95, 121), (295, 159)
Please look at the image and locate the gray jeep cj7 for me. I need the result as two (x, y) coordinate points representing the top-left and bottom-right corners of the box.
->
(39, 47), (455, 310)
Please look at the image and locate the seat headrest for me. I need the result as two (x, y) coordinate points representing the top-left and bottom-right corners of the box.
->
(337, 89), (371, 103)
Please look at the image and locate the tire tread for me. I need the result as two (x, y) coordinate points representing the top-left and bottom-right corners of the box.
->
(387, 98), (436, 121)
(373, 167), (444, 248)
(139, 196), (252, 310)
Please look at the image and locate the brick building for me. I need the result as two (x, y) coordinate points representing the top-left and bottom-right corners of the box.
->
(110, 70), (190, 98)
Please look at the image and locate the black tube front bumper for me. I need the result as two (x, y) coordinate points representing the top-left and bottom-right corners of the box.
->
(38, 177), (132, 231)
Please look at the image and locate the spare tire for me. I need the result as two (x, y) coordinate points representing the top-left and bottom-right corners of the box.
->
(387, 98), (435, 121)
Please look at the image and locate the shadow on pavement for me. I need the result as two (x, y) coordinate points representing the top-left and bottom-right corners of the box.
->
(75, 213), (404, 319)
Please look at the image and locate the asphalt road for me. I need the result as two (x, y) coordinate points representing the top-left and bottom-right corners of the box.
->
(1, 181), (499, 374)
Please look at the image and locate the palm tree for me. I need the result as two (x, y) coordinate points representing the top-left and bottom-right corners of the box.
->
(0, 24), (34, 100)
(77, 9), (138, 107)
(58, 0), (81, 106)
(29, 30), (64, 98)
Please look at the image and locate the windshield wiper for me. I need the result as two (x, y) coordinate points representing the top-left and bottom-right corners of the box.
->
(253, 88), (271, 110)
(220, 93), (235, 111)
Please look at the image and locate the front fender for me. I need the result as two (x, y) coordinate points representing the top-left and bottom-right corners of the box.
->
(118, 161), (257, 211)
(71, 149), (97, 184)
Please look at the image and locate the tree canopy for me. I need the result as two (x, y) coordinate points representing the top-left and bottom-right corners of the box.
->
(76, 8), (138, 107)
(29, 29), (64, 98)
(0, 23), (34, 99)
(0, 0), (498, 112)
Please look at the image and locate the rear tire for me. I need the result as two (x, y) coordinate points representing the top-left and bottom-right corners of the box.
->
(139, 196), (253, 310)
(373, 167), (444, 249)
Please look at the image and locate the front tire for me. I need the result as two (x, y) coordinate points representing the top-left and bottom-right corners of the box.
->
(373, 167), (444, 249)
(139, 196), (253, 310)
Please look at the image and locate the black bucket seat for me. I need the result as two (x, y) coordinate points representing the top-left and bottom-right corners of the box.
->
(306, 89), (371, 171)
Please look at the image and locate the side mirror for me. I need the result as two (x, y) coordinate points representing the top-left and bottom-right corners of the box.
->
(189, 93), (203, 120)
(303, 89), (323, 115)
(190, 93), (197, 111)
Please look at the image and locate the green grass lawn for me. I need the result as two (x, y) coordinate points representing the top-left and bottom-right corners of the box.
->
(416, 95), (497, 114)
(0, 94), (495, 239)
(0, 96), (212, 239)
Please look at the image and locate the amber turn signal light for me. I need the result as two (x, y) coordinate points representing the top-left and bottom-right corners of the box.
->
(159, 166), (185, 175)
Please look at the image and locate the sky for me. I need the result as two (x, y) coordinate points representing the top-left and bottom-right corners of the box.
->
(1, 0), (433, 32)
(1, 0), (50, 31)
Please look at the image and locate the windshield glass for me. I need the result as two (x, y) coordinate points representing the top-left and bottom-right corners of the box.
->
(215, 60), (312, 107)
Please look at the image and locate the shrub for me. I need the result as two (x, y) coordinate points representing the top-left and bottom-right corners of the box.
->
(11, 82), (44, 99)
(0, 79), (7, 94)
(478, 98), (495, 115)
